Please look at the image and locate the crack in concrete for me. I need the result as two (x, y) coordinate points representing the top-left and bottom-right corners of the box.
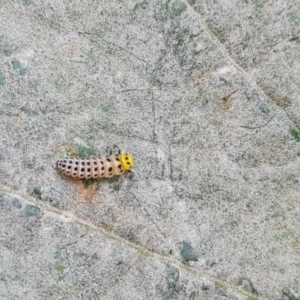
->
(0, 183), (266, 300)
(184, 0), (300, 134)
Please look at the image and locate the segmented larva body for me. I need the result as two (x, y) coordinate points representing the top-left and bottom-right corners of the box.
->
(56, 152), (134, 179)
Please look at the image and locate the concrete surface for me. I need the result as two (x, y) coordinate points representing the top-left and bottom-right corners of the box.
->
(0, 0), (299, 299)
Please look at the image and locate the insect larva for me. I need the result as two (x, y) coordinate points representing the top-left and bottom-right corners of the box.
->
(56, 145), (134, 179)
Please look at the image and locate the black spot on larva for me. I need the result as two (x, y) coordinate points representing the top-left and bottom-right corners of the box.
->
(73, 173), (76, 176)
(94, 168), (98, 171)
(108, 167), (112, 172)
(67, 171), (71, 174)
(69, 160), (72, 164)
(87, 174), (91, 178)
(127, 162), (130, 165)
(118, 164), (122, 169)
(74, 167), (78, 171)
(75, 161), (79, 165)
(81, 168), (84, 172)
(59, 162), (62, 166)
(101, 167), (104, 171)
(80, 174), (84, 178)
(101, 173), (104, 176)
(94, 161), (97, 165)
(81, 161), (85, 166)
(87, 168), (91, 172)
(62, 164), (66, 168)
(120, 170), (124, 173)
(125, 156), (129, 160)
(87, 161), (90, 166)
(68, 165), (71, 169)
(100, 161), (104, 165)
(107, 158), (111, 162)
(109, 173), (113, 176)
(63, 160), (67, 163)
(116, 157), (120, 161)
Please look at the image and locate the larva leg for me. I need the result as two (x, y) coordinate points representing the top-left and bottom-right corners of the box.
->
(113, 144), (121, 154)
(106, 146), (113, 155)
(126, 170), (134, 178)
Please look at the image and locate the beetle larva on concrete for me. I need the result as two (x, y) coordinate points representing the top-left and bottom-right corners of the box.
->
(56, 145), (134, 179)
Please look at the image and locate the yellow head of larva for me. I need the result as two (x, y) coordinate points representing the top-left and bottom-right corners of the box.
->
(120, 153), (134, 171)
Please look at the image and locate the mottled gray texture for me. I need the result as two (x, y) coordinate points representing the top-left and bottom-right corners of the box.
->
(190, 0), (300, 129)
(0, 191), (249, 300)
(0, 0), (299, 299)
